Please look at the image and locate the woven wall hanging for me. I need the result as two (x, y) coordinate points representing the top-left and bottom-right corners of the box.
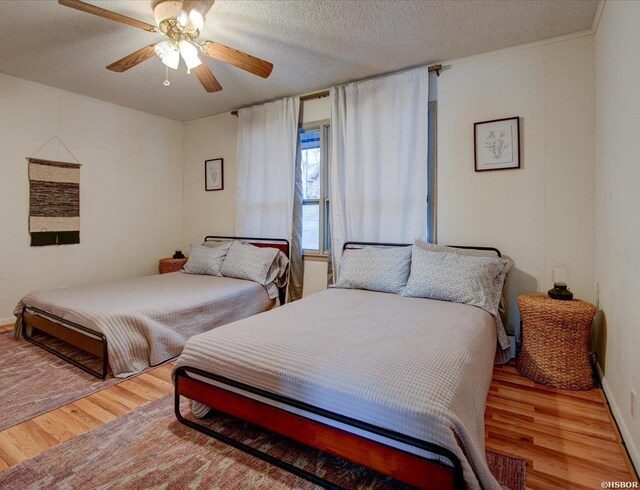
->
(27, 136), (82, 246)
(28, 158), (81, 246)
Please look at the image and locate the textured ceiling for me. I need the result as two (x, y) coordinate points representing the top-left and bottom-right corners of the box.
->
(0, 0), (597, 121)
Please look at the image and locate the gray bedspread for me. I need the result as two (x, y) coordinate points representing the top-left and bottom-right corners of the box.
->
(15, 272), (274, 378)
(174, 288), (501, 489)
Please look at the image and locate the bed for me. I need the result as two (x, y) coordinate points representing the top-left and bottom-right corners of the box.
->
(14, 236), (290, 379)
(173, 242), (506, 490)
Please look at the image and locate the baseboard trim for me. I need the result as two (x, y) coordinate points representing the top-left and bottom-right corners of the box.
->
(597, 363), (640, 479)
(0, 316), (15, 327)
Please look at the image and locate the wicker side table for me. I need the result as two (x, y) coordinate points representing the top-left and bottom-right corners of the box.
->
(518, 294), (596, 390)
(159, 257), (188, 274)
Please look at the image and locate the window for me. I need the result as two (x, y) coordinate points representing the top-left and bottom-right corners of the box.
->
(300, 121), (329, 254)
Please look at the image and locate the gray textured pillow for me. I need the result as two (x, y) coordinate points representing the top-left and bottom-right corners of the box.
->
(202, 240), (231, 248)
(183, 242), (232, 276)
(415, 239), (512, 319)
(221, 241), (280, 285)
(402, 245), (510, 317)
(334, 246), (411, 295)
(415, 239), (500, 258)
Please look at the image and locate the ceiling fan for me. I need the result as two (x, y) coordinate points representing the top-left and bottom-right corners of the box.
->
(58, 0), (273, 92)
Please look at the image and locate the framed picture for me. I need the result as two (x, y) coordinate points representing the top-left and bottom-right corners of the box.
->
(205, 158), (224, 191)
(474, 117), (520, 172)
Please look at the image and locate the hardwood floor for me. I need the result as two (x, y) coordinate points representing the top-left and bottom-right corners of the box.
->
(0, 361), (174, 469)
(0, 326), (637, 488)
(487, 363), (637, 488)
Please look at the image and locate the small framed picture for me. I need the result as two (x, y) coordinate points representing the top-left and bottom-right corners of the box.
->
(474, 117), (520, 172)
(205, 158), (224, 191)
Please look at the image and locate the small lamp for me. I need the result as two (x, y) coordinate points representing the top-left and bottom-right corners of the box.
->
(548, 263), (573, 300)
(173, 242), (185, 259)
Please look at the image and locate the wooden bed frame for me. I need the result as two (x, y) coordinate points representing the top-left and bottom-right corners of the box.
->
(174, 241), (502, 489)
(20, 236), (290, 379)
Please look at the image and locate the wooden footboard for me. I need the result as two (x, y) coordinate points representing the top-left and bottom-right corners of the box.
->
(22, 309), (108, 378)
(174, 367), (462, 489)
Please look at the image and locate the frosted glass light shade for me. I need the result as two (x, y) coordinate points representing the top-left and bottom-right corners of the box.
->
(179, 40), (202, 70)
(189, 11), (205, 32)
(155, 41), (180, 70)
(178, 9), (204, 32)
(552, 263), (569, 286)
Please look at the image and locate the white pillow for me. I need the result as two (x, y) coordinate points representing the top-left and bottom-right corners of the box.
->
(333, 246), (411, 295)
(402, 245), (510, 317)
(183, 242), (231, 276)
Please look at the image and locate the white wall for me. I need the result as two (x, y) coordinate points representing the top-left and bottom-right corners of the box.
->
(0, 74), (184, 321)
(594, 0), (640, 467)
(182, 112), (238, 246)
(182, 96), (331, 297)
(438, 35), (595, 333)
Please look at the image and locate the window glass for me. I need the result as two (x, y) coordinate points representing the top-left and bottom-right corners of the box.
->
(302, 203), (320, 250)
(300, 125), (328, 253)
(301, 130), (321, 200)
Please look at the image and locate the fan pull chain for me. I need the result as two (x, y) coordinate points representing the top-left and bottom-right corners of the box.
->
(163, 66), (171, 86)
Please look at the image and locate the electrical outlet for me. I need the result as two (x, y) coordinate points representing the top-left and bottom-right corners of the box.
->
(632, 389), (637, 420)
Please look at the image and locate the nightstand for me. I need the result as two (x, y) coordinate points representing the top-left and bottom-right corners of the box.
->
(517, 294), (596, 390)
(159, 257), (188, 274)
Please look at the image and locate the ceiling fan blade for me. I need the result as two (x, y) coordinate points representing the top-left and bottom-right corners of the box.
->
(181, 0), (216, 18)
(58, 0), (157, 32)
(192, 59), (223, 93)
(201, 41), (273, 79)
(106, 45), (157, 73)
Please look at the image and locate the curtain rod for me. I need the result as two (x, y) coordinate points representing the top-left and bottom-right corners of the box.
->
(230, 90), (329, 116)
(428, 64), (443, 75)
(231, 63), (443, 117)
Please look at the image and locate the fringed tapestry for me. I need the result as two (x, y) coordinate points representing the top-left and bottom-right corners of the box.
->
(28, 158), (80, 246)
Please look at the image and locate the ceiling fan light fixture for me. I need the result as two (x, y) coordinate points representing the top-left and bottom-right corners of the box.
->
(177, 10), (188, 27)
(190, 10), (205, 32)
(153, 1), (183, 27)
(155, 40), (180, 69)
(179, 40), (202, 70)
(178, 9), (204, 33)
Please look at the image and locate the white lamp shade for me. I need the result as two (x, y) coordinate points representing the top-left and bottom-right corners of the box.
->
(179, 40), (202, 70)
(155, 41), (180, 70)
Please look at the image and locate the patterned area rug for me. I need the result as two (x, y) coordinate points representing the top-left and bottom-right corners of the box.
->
(0, 330), (125, 430)
(0, 394), (526, 489)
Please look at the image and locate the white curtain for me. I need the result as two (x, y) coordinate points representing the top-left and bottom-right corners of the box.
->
(235, 97), (300, 240)
(329, 68), (429, 272)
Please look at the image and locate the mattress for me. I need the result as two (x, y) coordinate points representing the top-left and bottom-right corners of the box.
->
(15, 272), (274, 377)
(174, 288), (501, 489)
